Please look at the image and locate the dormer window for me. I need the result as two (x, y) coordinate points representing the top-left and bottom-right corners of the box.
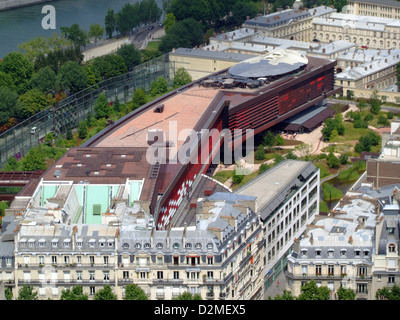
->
(315, 249), (321, 256)
(388, 244), (396, 253)
(122, 243), (129, 249)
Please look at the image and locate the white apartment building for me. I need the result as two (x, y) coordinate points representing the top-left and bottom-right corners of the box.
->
(235, 160), (320, 297)
(286, 196), (378, 299)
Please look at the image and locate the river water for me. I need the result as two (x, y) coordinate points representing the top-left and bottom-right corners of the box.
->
(0, 0), (162, 58)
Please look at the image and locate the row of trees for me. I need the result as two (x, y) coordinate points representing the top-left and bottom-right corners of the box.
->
(158, 0), (260, 53)
(10, 284), (202, 300)
(104, 0), (162, 38)
(270, 280), (356, 300)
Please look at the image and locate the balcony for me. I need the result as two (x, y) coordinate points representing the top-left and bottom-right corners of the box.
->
(206, 292), (214, 300)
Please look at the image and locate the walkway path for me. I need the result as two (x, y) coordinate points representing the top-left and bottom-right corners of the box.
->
(82, 26), (165, 62)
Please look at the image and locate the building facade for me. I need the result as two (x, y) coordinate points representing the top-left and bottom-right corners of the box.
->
(347, 0), (400, 19)
(235, 160), (320, 297)
(286, 196), (378, 299)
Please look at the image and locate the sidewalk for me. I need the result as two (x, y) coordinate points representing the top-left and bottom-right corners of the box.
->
(82, 28), (165, 62)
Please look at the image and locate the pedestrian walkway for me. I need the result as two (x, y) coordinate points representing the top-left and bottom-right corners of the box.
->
(264, 270), (288, 299)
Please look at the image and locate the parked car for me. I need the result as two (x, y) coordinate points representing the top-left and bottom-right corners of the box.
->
(148, 25), (154, 30)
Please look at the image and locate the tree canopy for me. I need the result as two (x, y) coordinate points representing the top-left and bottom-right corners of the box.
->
(94, 285), (118, 300)
(124, 283), (148, 300)
(159, 18), (204, 53)
(60, 286), (89, 300)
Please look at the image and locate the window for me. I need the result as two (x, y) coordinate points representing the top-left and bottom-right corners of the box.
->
(389, 275), (395, 283)
(358, 266), (367, 277)
(157, 271), (163, 279)
(173, 271), (179, 280)
(301, 265), (308, 275)
(173, 256), (179, 266)
(64, 256), (70, 264)
(89, 256), (95, 265)
(207, 271), (214, 280)
(77, 256), (82, 265)
(328, 265), (334, 276)
(51, 256), (57, 265)
(103, 271), (110, 281)
(123, 271), (129, 280)
(103, 256), (109, 266)
(39, 256), (44, 265)
(388, 244), (396, 253)
(90, 287), (95, 296)
(76, 271), (82, 281)
(340, 250), (347, 257)
(207, 257), (213, 265)
(89, 271), (95, 281)
(340, 265), (347, 276)
(315, 249), (321, 256)
(157, 257), (163, 265)
(77, 241), (82, 248)
(140, 272), (147, 279)
(315, 265), (322, 276)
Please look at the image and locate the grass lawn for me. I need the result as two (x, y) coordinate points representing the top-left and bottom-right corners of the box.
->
(322, 182), (343, 201)
(330, 121), (372, 142)
(213, 170), (234, 183)
(145, 41), (161, 51)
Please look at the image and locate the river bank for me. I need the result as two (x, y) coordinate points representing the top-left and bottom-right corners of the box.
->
(0, 0), (53, 11)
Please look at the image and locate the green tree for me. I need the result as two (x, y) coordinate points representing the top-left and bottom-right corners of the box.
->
(271, 289), (295, 300)
(94, 92), (110, 119)
(297, 281), (330, 300)
(172, 291), (202, 300)
(0, 86), (19, 125)
(229, 1), (258, 26)
(357, 99), (368, 111)
(88, 24), (104, 43)
(90, 55), (127, 80)
(105, 9), (116, 39)
(132, 88), (147, 109)
(78, 121), (88, 139)
(327, 152), (340, 169)
(337, 286), (356, 300)
(255, 145), (265, 161)
(94, 285), (117, 300)
(113, 96), (121, 113)
(163, 12), (176, 31)
(0, 201), (9, 216)
(66, 126), (73, 140)
(58, 61), (88, 94)
(82, 64), (102, 87)
(5, 287), (12, 300)
(0, 71), (15, 89)
(124, 283), (148, 300)
(151, 76), (169, 96)
(173, 67), (192, 88)
(0, 52), (34, 94)
(169, 0), (211, 22)
(60, 24), (88, 48)
(378, 115), (389, 126)
(159, 18), (204, 53)
(369, 90), (381, 114)
(376, 284), (400, 300)
(17, 285), (38, 300)
(18, 34), (72, 62)
(262, 131), (276, 149)
(17, 89), (54, 118)
(30, 66), (58, 93)
(60, 286), (89, 300)
(258, 163), (271, 174)
(2, 156), (20, 171)
(339, 153), (348, 165)
(232, 174), (244, 184)
(116, 44), (142, 71)
(21, 147), (47, 171)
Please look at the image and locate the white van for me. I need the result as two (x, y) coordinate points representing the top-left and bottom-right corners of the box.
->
(30, 127), (38, 134)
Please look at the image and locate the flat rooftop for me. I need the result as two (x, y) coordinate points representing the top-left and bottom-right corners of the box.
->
(236, 160), (315, 220)
(93, 86), (221, 161)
